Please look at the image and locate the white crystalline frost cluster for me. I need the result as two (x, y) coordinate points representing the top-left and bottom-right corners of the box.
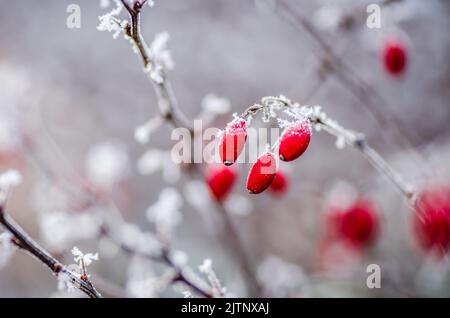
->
(72, 246), (99, 267)
(97, 0), (124, 39)
(146, 32), (175, 84)
(199, 259), (225, 297)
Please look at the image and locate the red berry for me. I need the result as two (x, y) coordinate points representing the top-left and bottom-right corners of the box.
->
(278, 121), (311, 162)
(269, 170), (289, 195)
(246, 152), (277, 194)
(219, 119), (247, 166)
(383, 41), (407, 76)
(413, 185), (450, 253)
(205, 165), (237, 202)
(326, 199), (379, 249)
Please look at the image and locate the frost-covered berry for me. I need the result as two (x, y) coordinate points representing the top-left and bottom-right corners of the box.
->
(247, 152), (277, 194)
(205, 165), (237, 202)
(219, 119), (247, 166)
(278, 121), (311, 162)
(413, 185), (450, 254)
(326, 199), (379, 249)
(383, 41), (407, 76)
(269, 170), (289, 195)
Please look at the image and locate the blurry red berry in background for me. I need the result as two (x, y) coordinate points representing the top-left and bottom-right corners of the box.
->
(383, 40), (407, 76)
(269, 170), (289, 195)
(279, 121), (311, 162)
(413, 185), (450, 254)
(205, 165), (237, 202)
(326, 199), (379, 249)
(219, 119), (247, 166)
(247, 152), (277, 194)
(0, 149), (24, 169)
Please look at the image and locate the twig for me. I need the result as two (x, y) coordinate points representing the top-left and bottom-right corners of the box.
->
(273, 0), (429, 168)
(0, 205), (102, 298)
(100, 226), (213, 298)
(242, 96), (415, 201)
(119, 0), (193, 132)
(161, 249), (213, 298)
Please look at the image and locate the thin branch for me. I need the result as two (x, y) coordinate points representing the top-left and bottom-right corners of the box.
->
(100, 226), (213, 298)
(273, 0), (429, 167)
(242, 96), (415, 201)
(120, 0), (193, 132)
(0, 206), (102, 298)
(161, 249), (213, 298)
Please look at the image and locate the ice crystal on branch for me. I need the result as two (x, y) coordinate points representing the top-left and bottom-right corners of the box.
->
(57, 272), (77, 294)
(72, 246), (99, 267)
(145, 32), (174, 84)
(97, 0), (125, 39)
(199, 259), (225, 298)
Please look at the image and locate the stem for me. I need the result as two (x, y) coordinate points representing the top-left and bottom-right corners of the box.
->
(161, 249), (214, 298)
(120, 0), (193, 133)
(243, 96), (416, 201)
(101, 226), (213, 298)
(273, 0), (429, 169)
(0, 206), (102, 298)
(312, 113), (415, 200)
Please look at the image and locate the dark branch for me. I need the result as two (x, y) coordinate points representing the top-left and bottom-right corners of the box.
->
(0, 205), (102, 298)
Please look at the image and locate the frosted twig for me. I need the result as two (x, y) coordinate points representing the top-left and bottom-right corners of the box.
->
(0, 205), (102, 298)
(100, 226), (213, 298)
(241, 96), (415, 201)
(273, 0), (428, 170)
(119, 0), (193, 132)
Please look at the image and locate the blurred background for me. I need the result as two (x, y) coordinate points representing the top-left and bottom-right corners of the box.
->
(0, 0), (449, 297)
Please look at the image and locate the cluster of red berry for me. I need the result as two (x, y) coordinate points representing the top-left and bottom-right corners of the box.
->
(205, 117), (311, 203)
(203, 40), (450, 257)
